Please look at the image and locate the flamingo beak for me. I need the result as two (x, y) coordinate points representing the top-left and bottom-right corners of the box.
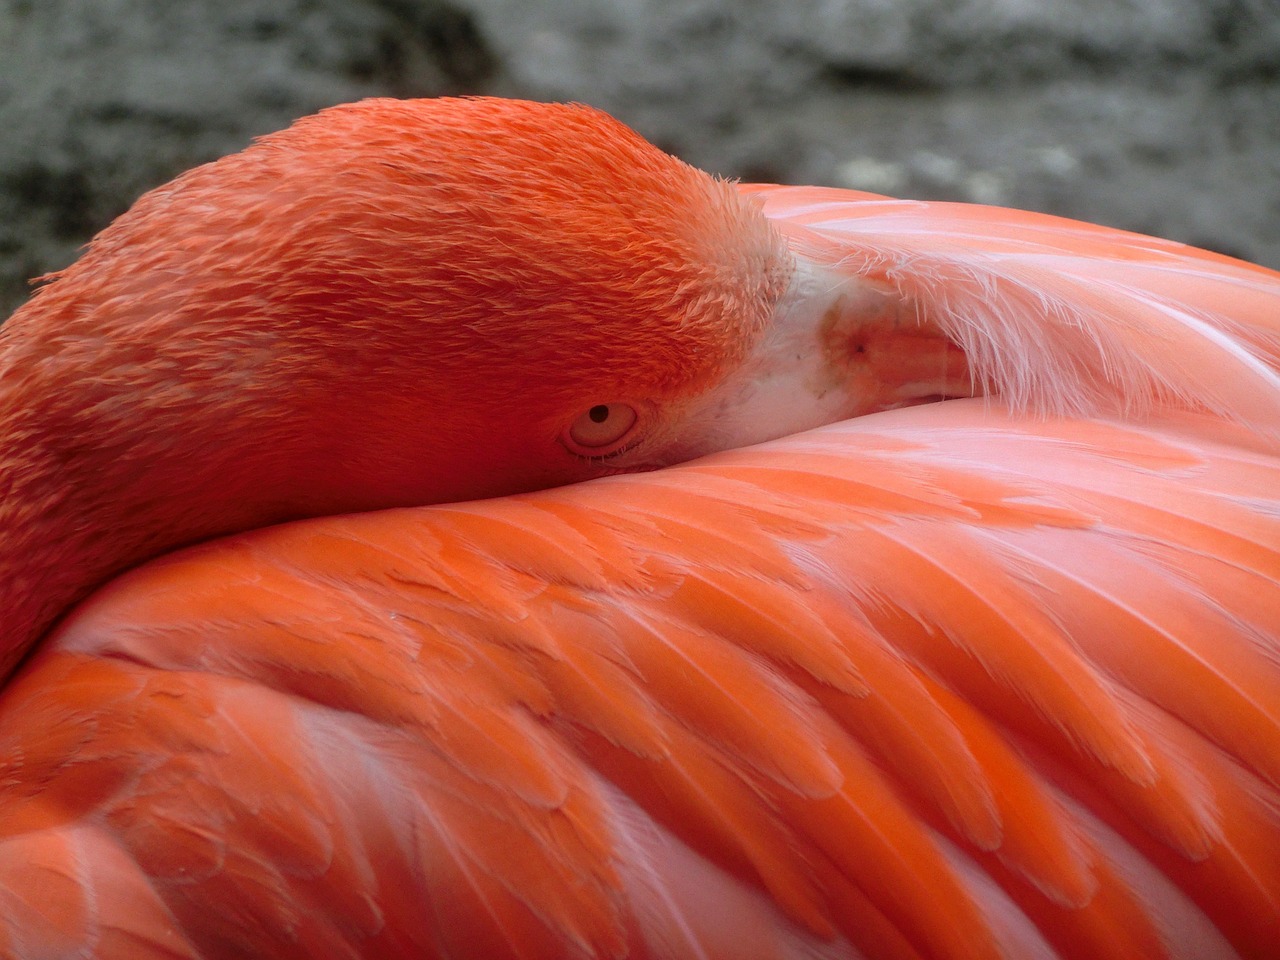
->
(657, 255), (974, 460)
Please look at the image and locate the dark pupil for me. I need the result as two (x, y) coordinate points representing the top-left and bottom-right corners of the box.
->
(589, 405), (610, 423)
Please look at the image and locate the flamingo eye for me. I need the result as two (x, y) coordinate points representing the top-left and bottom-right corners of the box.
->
(564, 403), (639, 455)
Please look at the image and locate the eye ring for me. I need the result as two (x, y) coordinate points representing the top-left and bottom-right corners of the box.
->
(562, 403), (639, 456)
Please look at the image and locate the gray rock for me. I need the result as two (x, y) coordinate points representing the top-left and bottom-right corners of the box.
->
(2, 0), (1277, 315)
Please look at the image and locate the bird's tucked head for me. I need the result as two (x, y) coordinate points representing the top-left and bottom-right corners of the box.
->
(6, 98), (795, 509)
(1, 97), (837, 667)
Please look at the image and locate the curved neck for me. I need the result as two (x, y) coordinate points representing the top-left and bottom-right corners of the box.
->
(0, 305), (301, 681)
(0, 495), (107, 680)
(0, 392), (231, 680)
(0, 420), (135, 679)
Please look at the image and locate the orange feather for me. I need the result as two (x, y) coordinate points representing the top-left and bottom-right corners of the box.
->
(0, 98), (1277, 959)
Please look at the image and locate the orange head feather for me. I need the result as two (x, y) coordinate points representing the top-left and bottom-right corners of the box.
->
(0, 97), (791, 674)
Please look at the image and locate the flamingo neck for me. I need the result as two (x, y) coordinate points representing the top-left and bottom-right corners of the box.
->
(0, 465), (133, 680)
(0, 364), (245, 681)
(0, 294), (355, 682)
(0, 415), (141, 679)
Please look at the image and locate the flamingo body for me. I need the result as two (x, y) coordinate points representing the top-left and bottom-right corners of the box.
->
(0, 98), (1277, 959)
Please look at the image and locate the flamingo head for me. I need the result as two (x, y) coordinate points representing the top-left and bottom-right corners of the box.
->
(10, 98), (812, 509)
(0, 97), (922, 662)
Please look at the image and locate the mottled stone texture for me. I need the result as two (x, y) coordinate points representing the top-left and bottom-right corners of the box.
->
(2, 0), (1277, 313)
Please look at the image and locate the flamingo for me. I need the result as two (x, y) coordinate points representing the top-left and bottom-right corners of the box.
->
(0, 97), (1277, 960)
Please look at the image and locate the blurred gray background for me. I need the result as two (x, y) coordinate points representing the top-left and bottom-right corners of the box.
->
(2, 0), (1278, 315)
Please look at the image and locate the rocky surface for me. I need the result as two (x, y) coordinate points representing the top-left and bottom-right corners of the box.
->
(2, 0), (1277, 315)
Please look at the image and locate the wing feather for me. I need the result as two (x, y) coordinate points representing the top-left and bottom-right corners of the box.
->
(3, 402), (1276, 958)
(745, 185), (1280, 437)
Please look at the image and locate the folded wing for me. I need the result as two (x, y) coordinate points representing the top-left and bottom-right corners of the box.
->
(3, 402), (1276, 960)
